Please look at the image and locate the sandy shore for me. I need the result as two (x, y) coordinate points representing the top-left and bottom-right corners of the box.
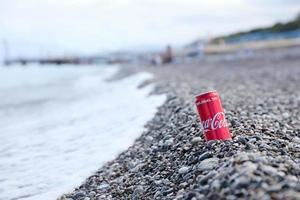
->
(60, 48), (300, 200)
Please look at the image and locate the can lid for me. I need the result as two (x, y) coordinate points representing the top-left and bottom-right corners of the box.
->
(195, 90), (217, 99)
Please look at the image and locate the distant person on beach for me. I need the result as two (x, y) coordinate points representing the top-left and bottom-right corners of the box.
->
(162, 45), (173, 64)
(151, 45), (174, 66)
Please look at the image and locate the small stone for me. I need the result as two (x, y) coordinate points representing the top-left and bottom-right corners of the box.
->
(73, 192), (86, 200)
(154, 191), (162, 199)
(199, 171), (217, 185)
(146, 136), (153, 142)
(239, 161), (257, 174)
(184, 191), (202, 199)
(267, 184), (282, 192)
(211, 179), (221, 190)
(198, 152), (212, 161)
(191, 137), (202, 144)
(237, 136), (247, 145)
(164, 138), (174, 146)
(178, 166), (190, 174)
(293, 137), (300, 144)
(233, 176), (249, 189)
(249, 138), (257, 143)
(231, 120), (238, 127)
(89, 191), (96, 197)
(198, 158), (219, 171)
(282, 112), (290, 119)
(179, 182), (188, 188)
(133, 185), (144, 194)
(286, 175), (298, 182)
(206, 140), (217, 148)
(130, 164), (143, 173)
(236, 152), (249, 162)
(261, 165), (278, 175)
(97, 183), (110, 191)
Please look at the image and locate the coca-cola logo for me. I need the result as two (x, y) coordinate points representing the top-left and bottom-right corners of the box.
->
(201, 112), (228, 132)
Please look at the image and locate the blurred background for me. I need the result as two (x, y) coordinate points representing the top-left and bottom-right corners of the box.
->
(1, 0), (300, 64)
(0, 1), (300, 200)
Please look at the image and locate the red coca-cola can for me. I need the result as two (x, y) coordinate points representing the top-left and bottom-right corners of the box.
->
(195, 90), (231, 141)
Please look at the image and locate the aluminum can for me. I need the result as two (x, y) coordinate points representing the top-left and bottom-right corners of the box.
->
(195, 90), (231, 141)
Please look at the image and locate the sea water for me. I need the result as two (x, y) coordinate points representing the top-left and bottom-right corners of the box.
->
(0, 65), (166, 200)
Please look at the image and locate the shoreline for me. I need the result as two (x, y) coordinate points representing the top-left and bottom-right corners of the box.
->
(60, 48), (300, 200)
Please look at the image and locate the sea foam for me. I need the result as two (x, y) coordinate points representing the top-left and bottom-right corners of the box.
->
(0, 65), (166, 200)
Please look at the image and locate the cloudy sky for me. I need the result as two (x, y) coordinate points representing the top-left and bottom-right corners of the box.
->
(0, 0), (299, 58)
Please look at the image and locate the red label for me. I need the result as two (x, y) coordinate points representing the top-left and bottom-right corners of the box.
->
(195, 91), (231, 141)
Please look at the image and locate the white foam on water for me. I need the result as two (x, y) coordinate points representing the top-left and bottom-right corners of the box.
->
(0, 65), (166, 200)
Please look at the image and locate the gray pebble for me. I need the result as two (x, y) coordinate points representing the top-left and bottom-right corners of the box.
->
(97, 183), (110, 191)
(197, 158), (219, 171)
(178, 166), (190, 174)
(145, 136), (153, 142)
(198, 152), (212, 161)
(73, 192), (86, 200)
(164, 138), (174, 146)
(293, 137), (300, 144)
(191, 137), (202, 144)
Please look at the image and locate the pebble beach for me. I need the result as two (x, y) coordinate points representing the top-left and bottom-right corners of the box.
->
(60, 47), (300, 200)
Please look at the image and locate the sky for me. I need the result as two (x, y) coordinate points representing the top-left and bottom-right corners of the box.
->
(0, 0), (299, 59)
